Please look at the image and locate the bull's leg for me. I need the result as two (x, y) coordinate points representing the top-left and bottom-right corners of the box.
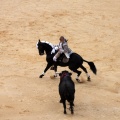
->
(59, 99), (62, 103)
(80, 65), (91, 81)
(63, 100), (67, 114)
(39, 63), (52, 78)
(70, 101), (74, 114)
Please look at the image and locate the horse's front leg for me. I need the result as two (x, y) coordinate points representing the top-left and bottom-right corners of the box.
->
(54, 63), (58, 77)
(39, 63), (52, 78)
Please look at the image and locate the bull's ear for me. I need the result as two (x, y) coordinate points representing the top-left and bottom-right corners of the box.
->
(59, 73), (62, 76)
(39, 39), (41, 43)
(69, 72), (72, 76)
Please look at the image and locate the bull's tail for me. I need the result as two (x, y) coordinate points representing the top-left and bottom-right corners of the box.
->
(83, 59), (97, 75)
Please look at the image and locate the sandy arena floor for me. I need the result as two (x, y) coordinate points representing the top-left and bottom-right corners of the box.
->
(0, 0), (120, 120)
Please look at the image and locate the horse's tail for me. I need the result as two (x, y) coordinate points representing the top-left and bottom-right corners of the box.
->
(83, 59), (97, 75)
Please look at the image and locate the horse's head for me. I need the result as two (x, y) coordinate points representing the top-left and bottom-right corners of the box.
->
(37, 40), (54, 56)
(37, 40), (45, 55)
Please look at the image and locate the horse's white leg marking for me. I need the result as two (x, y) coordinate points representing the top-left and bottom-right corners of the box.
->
(54, 72), (57, 77)
(86, 73), (90, 78)
(42, 72), (45, 75)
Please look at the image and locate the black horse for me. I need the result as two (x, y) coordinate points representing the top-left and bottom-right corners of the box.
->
(37, 40), (97, 82)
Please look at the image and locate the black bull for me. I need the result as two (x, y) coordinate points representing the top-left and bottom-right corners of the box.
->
(59, 70), (75, 114)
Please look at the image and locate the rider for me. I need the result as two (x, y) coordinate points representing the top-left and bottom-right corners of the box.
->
(53, 36), (73, 62)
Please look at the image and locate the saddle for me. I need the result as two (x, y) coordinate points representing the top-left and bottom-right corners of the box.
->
(58, 53), (69, 63)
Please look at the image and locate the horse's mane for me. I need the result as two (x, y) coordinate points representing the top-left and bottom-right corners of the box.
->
(36, 41), (54, 49)
(41, 41), (54, 48)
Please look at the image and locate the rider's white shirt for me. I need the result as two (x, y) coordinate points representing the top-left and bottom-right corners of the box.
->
(59, 42), (64, 53)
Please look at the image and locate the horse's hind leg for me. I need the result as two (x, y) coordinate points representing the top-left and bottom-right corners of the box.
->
(75, 70), (82, 82)
(69, 67), (82, 82)
(80, 65), (90, 81)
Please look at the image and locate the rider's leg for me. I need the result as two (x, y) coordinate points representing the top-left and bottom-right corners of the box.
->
(53, 51), (61, 62)
(64, 52), (70, 58)
(53, 51), (61, 77)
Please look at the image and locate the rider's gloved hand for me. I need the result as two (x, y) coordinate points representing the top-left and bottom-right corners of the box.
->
(51, 49), (55, 54)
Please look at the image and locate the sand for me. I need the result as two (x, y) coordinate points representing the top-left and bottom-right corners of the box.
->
(0, 0), (120, 120)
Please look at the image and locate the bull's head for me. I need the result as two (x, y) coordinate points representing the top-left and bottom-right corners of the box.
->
(59, 70), (72, 79)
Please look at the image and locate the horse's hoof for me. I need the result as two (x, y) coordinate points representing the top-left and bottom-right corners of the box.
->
(71, 111), (74, 114)
(87, 77), (91, 81)
(64, 111), (67, 114)
(39, 74), (44, 78)
(76, 79), (82, 83)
